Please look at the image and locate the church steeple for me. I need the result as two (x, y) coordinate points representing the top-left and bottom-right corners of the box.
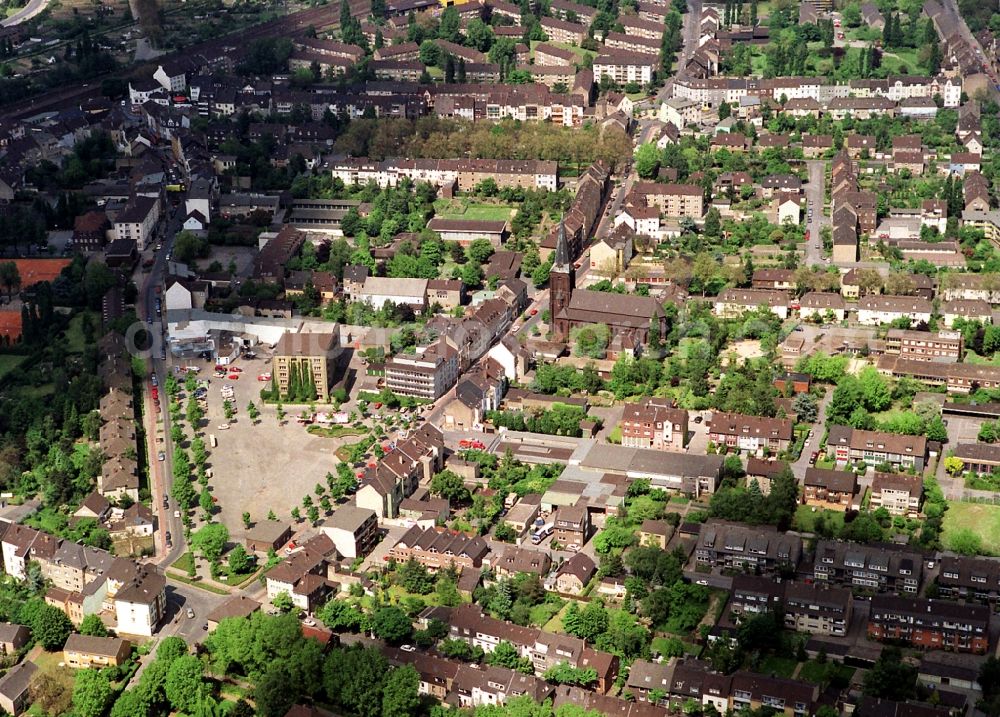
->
(553, 217), (570, 270)
(548, 217), (574, 341)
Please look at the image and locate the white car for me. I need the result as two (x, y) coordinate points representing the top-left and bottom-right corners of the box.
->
(217, 424), (230, 430)
(696, 579), (709, 586)
(400, 644), (417, 653)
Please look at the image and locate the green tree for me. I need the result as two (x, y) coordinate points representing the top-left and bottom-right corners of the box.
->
(382, 665), (420, 717)
(72, 669), (114, 717)
(27, 602), (73, 650)
(372, 606), (412, 643)
(191, 522), (229, 562)
(430, 470), (471, 503)
(247, 401), (260, 422)
(242, 511), (252, 529)
(946, 528), (983, 555)
(165, 655), (206, 714)
(79, 614), (109, 637)
(466, 238), (495, 264)
(228, 544), (253, 574)
(634, 143), (661, 179)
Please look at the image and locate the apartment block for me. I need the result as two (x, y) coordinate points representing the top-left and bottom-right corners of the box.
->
(869, 595), (990, 653)
(272, 331), (340, 402)
(869, 472), (922, 516)
(619, 398), (688, 451)
(884, 329), (962, 362)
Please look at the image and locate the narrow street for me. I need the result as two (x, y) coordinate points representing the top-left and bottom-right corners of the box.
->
(803, 160), (827, 267)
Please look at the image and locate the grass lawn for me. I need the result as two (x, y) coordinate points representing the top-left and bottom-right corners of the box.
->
(529, 600), (564, 627)
(172, 551), (196, 574)
(529, 39), (595, 63)
(543, 602), (571, 634)
(166, 571), (230, 595)
(0, 354), (26, 383)
(758, 654), (798, 678)
(64, 311), (97, 354)
(943, 502), (1000, 555)
(799, 659), (855, 686)
(28, 650), (75, 715)
(793, 505), (846, 534)
(964, 351), (1000, 367)
(882, 49), (922, 74)
(433, 198), (515, 222)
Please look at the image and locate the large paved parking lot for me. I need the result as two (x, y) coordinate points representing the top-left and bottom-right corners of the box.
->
(190, 353), (360, 540)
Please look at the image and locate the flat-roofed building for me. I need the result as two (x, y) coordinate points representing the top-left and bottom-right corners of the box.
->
(273, 331), (340, 402)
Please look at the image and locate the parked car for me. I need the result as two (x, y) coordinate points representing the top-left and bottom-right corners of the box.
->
(186, 608), (195, 619)
(218, 424), (230, 430)
(158, 451), (165, 461)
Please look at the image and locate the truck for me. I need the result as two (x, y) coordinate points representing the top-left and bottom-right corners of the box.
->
(531, 523), (554, 544)
(209, 434), (217, 448)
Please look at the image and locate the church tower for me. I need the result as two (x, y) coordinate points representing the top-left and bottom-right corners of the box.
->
(549, 219), (574, 339)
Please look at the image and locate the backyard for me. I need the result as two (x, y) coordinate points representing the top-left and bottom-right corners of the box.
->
(942, 501), (1000, 555)
(433, 198), (516, 222)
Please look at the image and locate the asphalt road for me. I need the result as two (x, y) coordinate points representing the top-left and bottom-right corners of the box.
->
(804, 160), (828, 267)
(136, 198), (187, 568)
(0, 0), (49, 27)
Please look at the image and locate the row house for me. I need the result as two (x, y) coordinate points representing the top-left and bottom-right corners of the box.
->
(327, 157), (558, 192)
(388, 525), (489, 573)
(452, 664), (553, 709)
(708, 412), (794, 454)
(811, 539), (923, 594)
(448, 604), (620, 693)
(868, 595), (990, 653)
(826, 425), (927, 470)
(952, 442), (1000, 476)
(660, 660), (819, 717)
(876, 354), (1000, 394)
(713, 289), (790, 320)
(751, 269), (795, 291)
(445, 359), (506, 430)
(937, 554), (1000, 603)
(799, 292), (847, 322)
(856, 295), (933, 326)
(884, 329), (962, 362)
(802, 468), (857, 510)
(619, 398), (688, 451)
(0, 521), (165, 636)
(491, 547), (552, 579)
(869, 471), (923, 516)
(941, 298), (992, 328)
(695, 521), (802, 574)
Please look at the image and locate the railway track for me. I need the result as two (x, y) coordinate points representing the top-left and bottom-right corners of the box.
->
(1, 1), (349, 120)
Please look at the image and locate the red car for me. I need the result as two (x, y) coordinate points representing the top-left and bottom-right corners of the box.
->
(151, 387), (158, 401)
(809, 452), (819, 464)
(530, 309), (538, 316)
(227, 374), (240, 380)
